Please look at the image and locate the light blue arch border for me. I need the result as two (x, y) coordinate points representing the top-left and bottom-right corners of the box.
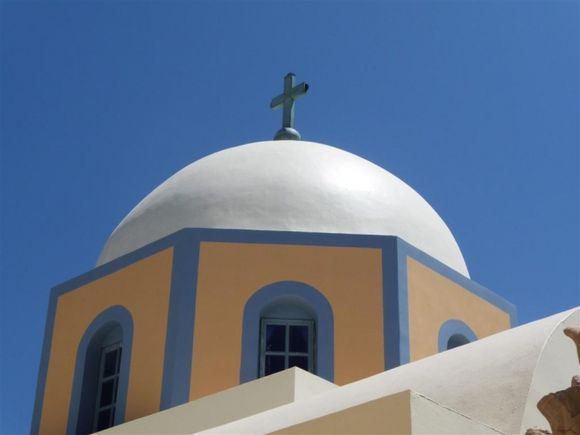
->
(438, 319), (478, 352)
(66, 305), (134, 435)
(239, 281), (334, 383)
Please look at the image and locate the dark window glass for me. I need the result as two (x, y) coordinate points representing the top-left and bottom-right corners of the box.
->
(96, 409), (112, 431)
(447, 334), (470, 350)
(289, 325), (308, 352)
(99, 379), (115, 407)
(103, 349), (118, 378)
(265, 355), (285, 375)
(266, 324), (286, 351)
(260, 319), (314, 377)
(288, 356), (309, 371)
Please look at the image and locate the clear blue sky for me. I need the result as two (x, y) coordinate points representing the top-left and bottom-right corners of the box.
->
(1, 1), (578, 433)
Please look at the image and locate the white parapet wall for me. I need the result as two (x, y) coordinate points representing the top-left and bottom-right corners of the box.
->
(101, 368), (336, 434)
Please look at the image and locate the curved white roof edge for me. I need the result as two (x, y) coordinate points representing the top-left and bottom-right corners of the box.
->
(200, 307), (580, 435)
(520, 307), (580, 433)
(97, 140), (469, 276)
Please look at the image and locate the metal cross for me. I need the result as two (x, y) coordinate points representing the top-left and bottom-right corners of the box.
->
(270, 72), (309, 140)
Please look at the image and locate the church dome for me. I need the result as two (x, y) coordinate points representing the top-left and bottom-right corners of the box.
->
(98, 140), (469, 276)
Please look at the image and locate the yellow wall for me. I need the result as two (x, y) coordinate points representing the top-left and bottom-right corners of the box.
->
(407, 257), (511, 361)
(190, 242), (384, 400)
(39, 249), (173, 434)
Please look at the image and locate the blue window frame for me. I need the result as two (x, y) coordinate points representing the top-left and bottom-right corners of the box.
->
(240, 281), (334, 383)
(67, 306), (133, 435)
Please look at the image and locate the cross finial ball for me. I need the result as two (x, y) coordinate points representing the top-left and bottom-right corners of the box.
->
(270, 73), (309, 140)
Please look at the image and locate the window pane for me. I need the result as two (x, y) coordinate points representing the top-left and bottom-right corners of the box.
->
(103, 349), (119, 378)
(265, 355), (285, 375)
(96, 408), (112, 431)
(266, 324), (286, 351)
(289, 325), (308, 353)
(99, 379), (115, 407)
(288, 356), (309, 371)
(447, 334), (470, 349)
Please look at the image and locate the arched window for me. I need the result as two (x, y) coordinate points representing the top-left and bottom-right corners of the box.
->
(447, 333), (470, 350)
(259, 297), (316, 376)
(438, 319), (477, 353)
(240, 281), (334, 383)
(92, 326), (123, 431)
(68, 306), (132, 435)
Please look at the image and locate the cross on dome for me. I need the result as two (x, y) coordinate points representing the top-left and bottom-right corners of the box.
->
(270, 72), (309, 140)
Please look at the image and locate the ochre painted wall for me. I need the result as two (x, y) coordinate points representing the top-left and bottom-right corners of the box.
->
(407, 257), (511, 361)
(39, 249), (173, 434)
(190, 242), (384, 400)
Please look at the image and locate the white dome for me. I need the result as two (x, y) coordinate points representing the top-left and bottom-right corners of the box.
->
(98, 140), (469, 276)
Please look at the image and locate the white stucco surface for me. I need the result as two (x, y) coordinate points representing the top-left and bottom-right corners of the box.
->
(198, 308), (579, 435)
(98, 140), (469, 276)
(102, 368), (336, 434)
(520, 308), (580, 433)
(411, 392), (503, 435)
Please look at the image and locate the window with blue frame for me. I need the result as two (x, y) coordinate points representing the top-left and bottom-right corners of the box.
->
(260, 318), (314, 376)
(93, 342), (123, 432)
(75, 322), (125, 435)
